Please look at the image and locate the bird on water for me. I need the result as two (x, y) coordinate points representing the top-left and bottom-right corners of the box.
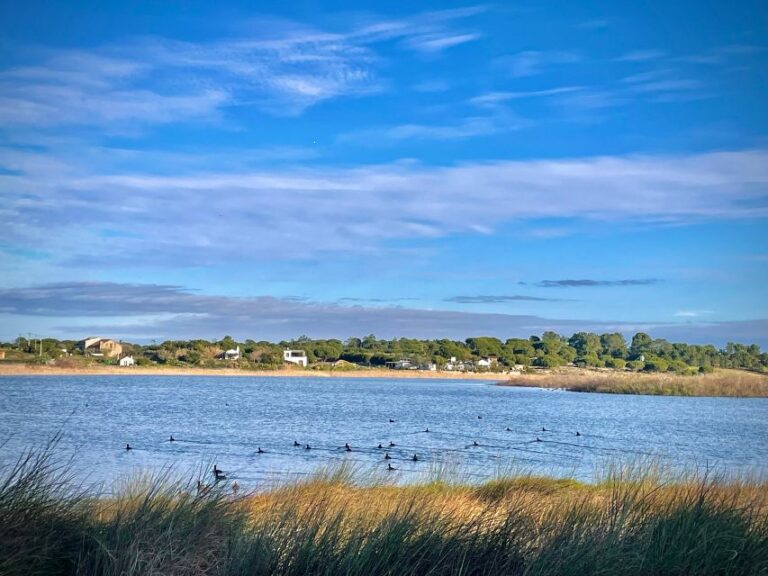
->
(125, 443), (132, 451)
(384, 452), (391, 460)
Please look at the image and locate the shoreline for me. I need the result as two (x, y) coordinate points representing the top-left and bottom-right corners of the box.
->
(2, 363), (766, 397)
(0, 363), (502, 381)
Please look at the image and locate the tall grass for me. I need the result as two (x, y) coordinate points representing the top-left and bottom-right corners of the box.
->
(500, 369), (768, 397)
(1, 445), (767, 575)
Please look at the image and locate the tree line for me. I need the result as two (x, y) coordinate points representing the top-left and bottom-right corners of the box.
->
(2, 333), (766, 374)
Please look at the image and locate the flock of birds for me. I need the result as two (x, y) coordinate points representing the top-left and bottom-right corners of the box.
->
(122, 415), (590, 492)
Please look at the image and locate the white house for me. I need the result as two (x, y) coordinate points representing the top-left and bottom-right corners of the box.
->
(224, 346), (241, 361)
(119, 356), (135, 367)
(445, 356), (467, 371)
(385, 359), (413, 370)
(477, 356), (498, 369)
(283, 349), (308, 367)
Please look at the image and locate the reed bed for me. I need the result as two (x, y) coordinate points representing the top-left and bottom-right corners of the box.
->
(500, 369), (768, 397)
(1, 446), (767, 575)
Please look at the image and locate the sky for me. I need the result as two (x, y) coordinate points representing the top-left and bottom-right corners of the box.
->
(0, 0), (767, 345)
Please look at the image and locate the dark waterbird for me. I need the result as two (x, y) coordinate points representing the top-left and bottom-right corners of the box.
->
(473, 440), (479, 447)
(387, 463), (396, 471)
(213, 465), (226, 480)
(389, 441), (396, 447)
(424, 427), (430, 433)
(412, 454), (418, 461)
(169, 435), (175, 442)
(294, 440), (301, 447)
(377, 443), (383, 449)
(125, 443), (132, 451)
(345, 443), (352, 452)
(305, 444), (311, 450)
(389, 418), (395, 423)
(576, 431), (581, 436)
(384, 452), (391, 460)
(506, 427), (512, 431)
(257, 447), (264, 454)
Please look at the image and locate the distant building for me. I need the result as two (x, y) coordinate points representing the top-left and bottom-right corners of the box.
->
(385, 359), (414, 370)
(477, 356), (498, 369)
(283, 349), (308, 367)
(78, 337), (123, 358)
(0, 350), (6, 360)
(444, 356), (467, 371)
(223, 346), (241, 361)
(119, 356), (135, 367)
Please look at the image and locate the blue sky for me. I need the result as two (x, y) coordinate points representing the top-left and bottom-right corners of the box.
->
(0, 0), (767, 345)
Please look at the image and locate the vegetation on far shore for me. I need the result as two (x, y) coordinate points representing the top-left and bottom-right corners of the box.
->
(2, 443), (767, 576)
(500, 368), (768, 398)
(3, 331), (767, 376)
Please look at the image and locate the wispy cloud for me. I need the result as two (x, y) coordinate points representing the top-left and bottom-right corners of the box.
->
(617, 50), (667, 62)
(538, 279), (659, 288)
(492, 50), (581, 78)
(674, 310), (713, 318)
(403, 32), (481, 53)
(0, 7), (482, 126)
(470, 86), (583, 105)
(445, 295), (563, 303)
(1, 148), (766, 266)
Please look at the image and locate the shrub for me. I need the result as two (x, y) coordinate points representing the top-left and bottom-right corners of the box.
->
(643, 358), (669, 372)
(605, 357), (626, 370)
(627, 360), (645, 371)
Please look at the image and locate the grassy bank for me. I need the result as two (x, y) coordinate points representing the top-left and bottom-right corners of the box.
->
(500, 368), (768, 397)
(2, 447), (767, 575)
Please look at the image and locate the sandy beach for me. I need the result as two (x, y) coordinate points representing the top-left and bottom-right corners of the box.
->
(0, 363), (507, 380)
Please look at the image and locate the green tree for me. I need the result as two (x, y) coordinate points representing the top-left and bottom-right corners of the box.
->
(600, 333), (628, 358)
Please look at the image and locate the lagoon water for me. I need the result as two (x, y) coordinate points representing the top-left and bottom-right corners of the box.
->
(1, 375), (767, 489)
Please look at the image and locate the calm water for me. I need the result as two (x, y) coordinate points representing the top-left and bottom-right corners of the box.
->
(1, 375), (767, 489)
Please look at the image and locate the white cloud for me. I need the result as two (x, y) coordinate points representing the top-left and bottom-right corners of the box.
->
(403, 32), (481, 53)
(0, 282), (764, 346)
(1, 147), (767, 267)
(674, 310), (714, 318)
(470, 87), (583, 105)
(493, 51), (581, 78)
